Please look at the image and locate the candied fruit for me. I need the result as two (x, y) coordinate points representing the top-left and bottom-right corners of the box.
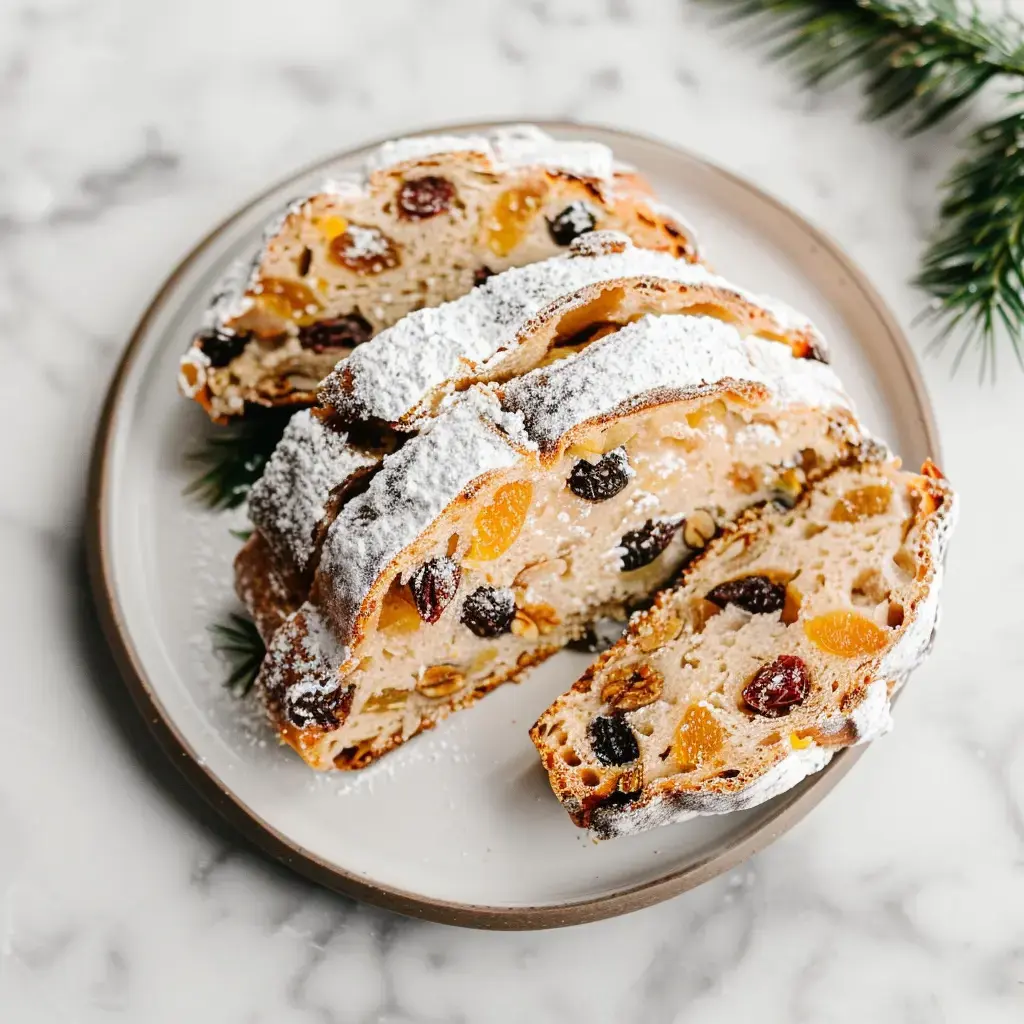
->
(484, 183), (548, 257)
(674, 703), (725, 765)
(466, 481), (533, 561)
(830, 484), (893, 523)
(378, 582), (421, 634)
(254, 277), (323, 322)
(804, 610), (890, 658)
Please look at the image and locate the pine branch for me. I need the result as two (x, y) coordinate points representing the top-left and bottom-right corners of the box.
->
(184, 408), (292, 510)
(917, 107), (1024, 378)
(210, 614), (265, 695)
(711, 0), (1024, 133)
(705, 0), (1024, 376)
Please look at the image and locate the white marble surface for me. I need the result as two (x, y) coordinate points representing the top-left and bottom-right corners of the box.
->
(2, 0), (1023, 1020)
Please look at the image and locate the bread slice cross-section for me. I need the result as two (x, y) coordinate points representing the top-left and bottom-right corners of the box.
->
(253, 314), (866, 770)
(178, 125), (698, 421)
(235, 236), (830, 634)
(530, 457), (955, 838)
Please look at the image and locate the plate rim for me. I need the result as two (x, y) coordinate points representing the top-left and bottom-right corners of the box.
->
(85, 117), (941, 930)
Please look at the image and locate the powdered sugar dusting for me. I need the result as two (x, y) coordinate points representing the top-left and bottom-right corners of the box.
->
(247, 411), (380, 573)
(321, 237), (825, 425)
(502, 314), (851, 448)
(317, 388), (534, 654)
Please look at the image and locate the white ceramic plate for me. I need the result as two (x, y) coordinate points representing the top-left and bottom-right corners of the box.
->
(88, 121), (939, 929)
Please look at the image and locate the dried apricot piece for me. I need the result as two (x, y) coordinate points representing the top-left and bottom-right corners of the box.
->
(466, 481), (532, 561)
(254, 277), (323, 322)
(378, 581), (420, 634)
(830, 484), (892, 523)
(804, 610), (889, 658)
(674, 703), (725, 766)
(483, 183), (548, 257)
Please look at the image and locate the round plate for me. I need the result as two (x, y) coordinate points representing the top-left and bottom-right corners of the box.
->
(87, 121), (939, 929)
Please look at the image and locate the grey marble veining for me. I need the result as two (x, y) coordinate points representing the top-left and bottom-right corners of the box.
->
(2, 0), (1023, 1021)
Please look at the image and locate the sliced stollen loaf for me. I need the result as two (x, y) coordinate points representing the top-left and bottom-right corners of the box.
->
(320, 232), (826, 429)
(235, 234), (830, 632)
(254, 314), (867, 770)
(178, 125), (698, 422)
(531, 458), (955, 838)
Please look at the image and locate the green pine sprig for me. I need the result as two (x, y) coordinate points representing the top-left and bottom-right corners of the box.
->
(184, 408), (292, 510)
(706, 0), (1024, 377)
(210, 614), (265, 696)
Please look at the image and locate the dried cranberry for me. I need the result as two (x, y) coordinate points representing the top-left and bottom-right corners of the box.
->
(547, 201), (598, 246)
(409, 556), (462, 623)
(705, 575), (786, 615)
(473, 266), (495, 288)
(461, 586), (516, 637)
(589, 715), (639, 766)
(398, 175), (456, 219)
(298, 313), (373, 352)
(618, 519), (678, 572)
(196, 328), (249, 368)
(568, 447), (631, 502)
(287, 684), (348, 729)
(742, 655), (811, 717)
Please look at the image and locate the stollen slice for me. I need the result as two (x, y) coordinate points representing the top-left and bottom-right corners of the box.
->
(178, 125), (697, 421)
(531, 457), (955, 838)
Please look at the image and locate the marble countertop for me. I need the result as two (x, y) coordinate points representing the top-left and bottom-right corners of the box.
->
(2, 1), (1022, 1020)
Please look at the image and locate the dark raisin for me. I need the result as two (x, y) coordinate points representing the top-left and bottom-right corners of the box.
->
(398, 175), (456, 219)
(409, 556), (462, 624)
(618, 519), (678, 572)
(473, 266), (495, 287)
(568, 447), (631, 502)
(297, 313), (373, 352)
(296, 246), (312, 276)
(742, 655), (811, 717)
(718, 769), (741, 779)
(547, 201), (598, 246)
(705, 575), (786, 614)
(287, 685), (348, 729)
(461, 586), (516, 637)
(195, 328), (249, 368)
(589, 715), (639, 766)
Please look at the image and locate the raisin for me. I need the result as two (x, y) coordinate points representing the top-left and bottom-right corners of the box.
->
(568, 447), (631, 502)
(461, 586), (516, 637)
(296, 246), (312, 276)
(742, 655), (811, 717)
(196, 328), (249, 368)
(287, 684), (348, 729)
(328, 225), (400, 274)
(298, 313), (373, 352)
(547, 201), (598, 246)
(618, 519), (678, 572)
(473, 266), (495, 287)
(705, 575), (786, 614)
(589, 715), (639, 766)
(408, 556), (461, 624)
(398, 175), (456, 219)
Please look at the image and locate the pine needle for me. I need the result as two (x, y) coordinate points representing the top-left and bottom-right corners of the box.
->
(706, 0), (1024, 377)
(210, 614), (265, 696)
